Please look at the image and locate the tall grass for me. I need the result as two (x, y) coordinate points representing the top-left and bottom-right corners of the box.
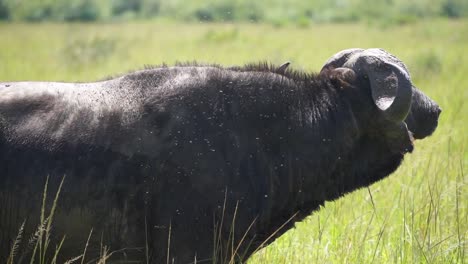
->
(4, 176), (130, 264)
(0, 19), (466, 263)
(4, 176), (68, 264)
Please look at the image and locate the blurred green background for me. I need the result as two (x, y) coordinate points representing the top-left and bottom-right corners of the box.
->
(0, 0), (467, 24)
(0, 1), (467, 264)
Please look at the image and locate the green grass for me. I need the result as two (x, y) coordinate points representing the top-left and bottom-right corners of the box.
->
(0, 19), (466, 263)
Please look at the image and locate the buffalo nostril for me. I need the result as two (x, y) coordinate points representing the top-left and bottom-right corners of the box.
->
(436, 107), (442, 117)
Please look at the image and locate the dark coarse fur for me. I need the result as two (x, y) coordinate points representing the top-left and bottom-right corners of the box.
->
(0, 62), (438, 263)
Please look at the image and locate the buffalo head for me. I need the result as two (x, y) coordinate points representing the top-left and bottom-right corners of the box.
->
(321, 48), (441, 152)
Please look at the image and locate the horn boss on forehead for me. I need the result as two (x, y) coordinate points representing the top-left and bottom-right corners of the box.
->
(321, 48), (364, 71)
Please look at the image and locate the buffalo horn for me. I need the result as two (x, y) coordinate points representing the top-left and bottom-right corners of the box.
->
(343, 48), (412, 122)
(320, 48), (364, 72)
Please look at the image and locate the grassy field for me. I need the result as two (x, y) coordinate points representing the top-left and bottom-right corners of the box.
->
(0, 19), (467, 263)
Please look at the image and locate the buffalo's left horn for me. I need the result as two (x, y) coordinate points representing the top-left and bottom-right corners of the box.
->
(343, 48), (412, 122)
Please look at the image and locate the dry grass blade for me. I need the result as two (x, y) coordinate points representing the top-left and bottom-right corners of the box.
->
(357, 210), (376, 262)
(367, 187), (376, 211)
(96, 246), (110, 264)
(166, 221), (172, 264)
(80, 228), (93, 264)
(214, 189), (228, 263)
(38, 175), (50, 263)
(46, 175), (66, 235)
(229, 216), (258, 264)
(41, 175), (66, 264)
(93, 246), (134, 264)
(221, 201), (239, 264)
(144, 218), (149, 264)
(64, 254), (83, 264)
(252, 212), (299, 256)
(84, 247), (142, 264)
(50, 235), (66, 264)
(27, 217), (50, 264)
(455, 158), (465, 263)
(6, 221), (25, 264)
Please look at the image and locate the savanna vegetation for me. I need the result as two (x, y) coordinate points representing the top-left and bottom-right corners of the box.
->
(0, 0), (467, 25)
(0, 9), (466, 264)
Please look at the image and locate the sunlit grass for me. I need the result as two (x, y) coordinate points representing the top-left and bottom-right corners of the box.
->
(0, 19), (466, 263)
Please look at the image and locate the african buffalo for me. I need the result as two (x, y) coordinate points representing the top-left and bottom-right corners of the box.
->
(0, 48), (440, 263)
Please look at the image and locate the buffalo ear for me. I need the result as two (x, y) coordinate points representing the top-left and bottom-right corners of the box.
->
(331, 67), (356, 82)
(327, 67), (356, 89)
